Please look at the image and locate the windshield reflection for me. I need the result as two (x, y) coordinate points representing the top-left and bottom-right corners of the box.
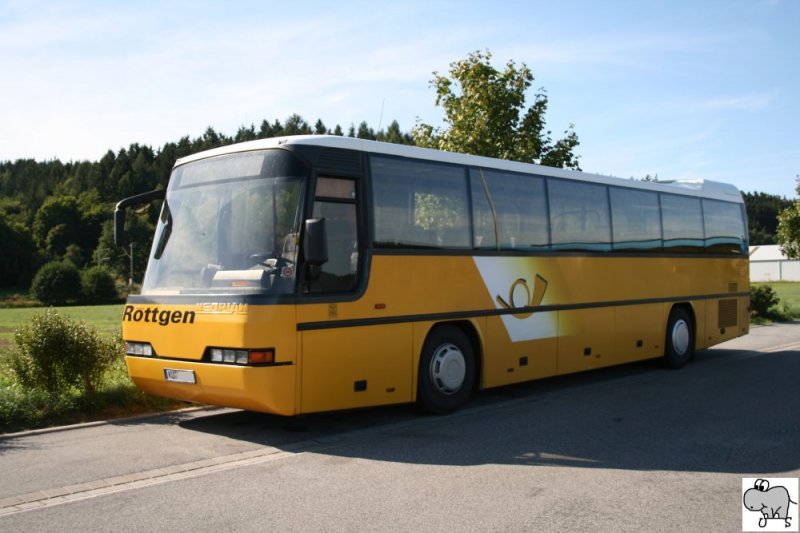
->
(141, 151), (305, 295)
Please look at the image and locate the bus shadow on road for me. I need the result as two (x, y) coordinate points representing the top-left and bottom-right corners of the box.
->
(178, 347), (800, 474)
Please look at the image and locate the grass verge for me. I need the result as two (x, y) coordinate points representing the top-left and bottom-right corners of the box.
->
(750, 281), (800, 324)
(0, 358), (187, 434)
(0, 305), (188, 434)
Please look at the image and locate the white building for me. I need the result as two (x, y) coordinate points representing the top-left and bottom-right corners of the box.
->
(749, 245), (800, 282)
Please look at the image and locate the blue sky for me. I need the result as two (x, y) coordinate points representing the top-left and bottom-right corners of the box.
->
(1, 0), (797, 197)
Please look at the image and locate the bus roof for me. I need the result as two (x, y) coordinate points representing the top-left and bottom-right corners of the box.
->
(174, 135), (744, 203)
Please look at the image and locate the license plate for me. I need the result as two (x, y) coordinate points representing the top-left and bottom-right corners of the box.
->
(164, 368), (196, 384)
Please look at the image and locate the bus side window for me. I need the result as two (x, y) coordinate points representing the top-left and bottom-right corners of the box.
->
(661, 194), (704, 251)
(702, 199), (747, 254)
(548, 179), (611, 251)
(480, 169), (548, 250)
(610, 187), (662, 251)
(372, 156), (469, 249)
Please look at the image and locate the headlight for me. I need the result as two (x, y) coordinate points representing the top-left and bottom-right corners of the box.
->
(124, 341), (154, 356)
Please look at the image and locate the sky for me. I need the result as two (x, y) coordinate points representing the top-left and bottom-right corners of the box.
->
(1, 0), (798, 198)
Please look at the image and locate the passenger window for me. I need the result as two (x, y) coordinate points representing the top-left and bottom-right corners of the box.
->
(703, 199), (746, 254)
(548, 179), (611, 250)
(371, 157), (469, 248)
(610, 188), (662, 250)
(475, 169), (548, 250)
(469, 171), (496, 249)
(661, 194), (703, 250)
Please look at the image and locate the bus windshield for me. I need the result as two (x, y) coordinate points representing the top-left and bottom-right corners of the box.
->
(141, 150), (306, 295)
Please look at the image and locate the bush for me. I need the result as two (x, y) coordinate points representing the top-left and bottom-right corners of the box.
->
(2, 309), (119, 395)
(750, 285), (780, 317)
(81, 266), (119, 304)
(30, 261), (82, 305)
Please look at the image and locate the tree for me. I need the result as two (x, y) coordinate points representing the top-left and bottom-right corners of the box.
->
(356, 121), (376, 140)
(314, 119), (328, 135)
(413, 50), (580, 169)
(0, 215), (36, 286)
(744, 191), (792, 245)
(382, 120), (413, 145)
(80, 266), (119, 303)
(283, 114), (311, 135)
(777, 176), (800, 258)
(32, 195), (83, 258)
(30, 261), (82, 305)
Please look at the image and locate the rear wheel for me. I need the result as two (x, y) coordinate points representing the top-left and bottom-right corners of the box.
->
(417, 326), (476, 414)
(664, 307), (694, 369)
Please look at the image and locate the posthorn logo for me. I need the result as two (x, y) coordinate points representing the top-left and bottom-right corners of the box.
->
(742, 477), (799, 532)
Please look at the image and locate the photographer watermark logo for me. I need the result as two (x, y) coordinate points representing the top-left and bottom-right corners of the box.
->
(742, 478), (798, 532)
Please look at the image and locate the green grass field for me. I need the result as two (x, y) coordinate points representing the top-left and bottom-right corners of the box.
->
(751, 281), (800, 316)
(0, 305), (123, 347)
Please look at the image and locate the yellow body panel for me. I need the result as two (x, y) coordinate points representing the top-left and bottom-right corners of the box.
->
(125, 356), (296, 414)
(300, 323), (412, 412)
(123, 254), (749, 415)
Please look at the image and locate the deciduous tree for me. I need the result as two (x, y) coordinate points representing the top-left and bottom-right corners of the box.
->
(777, 176), (800, 258)
(413, 50), (580, 169)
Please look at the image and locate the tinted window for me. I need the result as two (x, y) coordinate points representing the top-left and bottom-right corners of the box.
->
(610, 187), (662, 250)
(469, 171), (496, 249)
(476, 169), (548, 250)
(703, 199), (746, 254)
(372, 157), (469, 248)
(661, 194), (703, 249)
(548, 180), (611, 250)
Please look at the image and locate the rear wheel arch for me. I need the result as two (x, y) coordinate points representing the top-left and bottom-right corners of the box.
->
(415, 321), (482, 414)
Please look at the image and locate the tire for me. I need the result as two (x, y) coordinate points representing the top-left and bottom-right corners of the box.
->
(664, 307), (694, 369)
(416, 325), (476, 414)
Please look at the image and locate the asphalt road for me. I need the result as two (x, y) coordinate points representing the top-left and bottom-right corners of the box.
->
(1, 323), (798, 532)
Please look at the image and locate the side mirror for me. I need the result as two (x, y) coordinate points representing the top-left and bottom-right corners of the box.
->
(303, 218), (328, 266)
(114, 207), (126, 247)
(113, 189), (166, 247)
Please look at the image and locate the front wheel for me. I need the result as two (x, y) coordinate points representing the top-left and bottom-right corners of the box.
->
(417, 326), (476, 414)
(664, 307), (694, 369)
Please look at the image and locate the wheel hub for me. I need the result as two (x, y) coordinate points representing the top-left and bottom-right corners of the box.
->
(430, 343), (466, 394)
(671, 319), (690, 355)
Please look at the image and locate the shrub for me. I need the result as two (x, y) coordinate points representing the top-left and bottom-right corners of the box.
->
(750, 285), (780, 317)
(81, 266), (119, 304)
(3, 309), (119, 395)
(30, 261), (82, 306)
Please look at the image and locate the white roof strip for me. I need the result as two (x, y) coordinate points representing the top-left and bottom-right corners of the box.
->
(174, 135), (743, 203)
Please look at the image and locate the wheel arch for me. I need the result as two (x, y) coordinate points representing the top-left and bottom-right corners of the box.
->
(414, 319), (484, 396)
(433, 320), (483, 393)
(669, 302), (697, 347)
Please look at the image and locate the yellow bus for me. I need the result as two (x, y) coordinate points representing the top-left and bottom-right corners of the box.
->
(115, 135), (749, 415)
